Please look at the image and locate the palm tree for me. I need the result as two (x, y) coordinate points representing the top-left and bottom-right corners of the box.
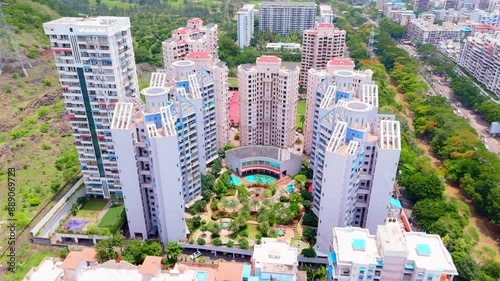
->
(299, 114), (305, 129)
(229, 220), (240, 233)
(220, 197), (228, 212)
(259, 221), (270, 236)
(250, 199), (259, 212)
(211, 222), (222, 236)
(236, 214), (246, 227)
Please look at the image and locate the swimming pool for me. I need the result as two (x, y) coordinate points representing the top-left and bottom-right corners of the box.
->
(244, 174), (277, 184)
(197, 271), (208, 281)
(221, 222), (229, 228)
(230, 174), (243, 186)
(286, 183), (295, 193)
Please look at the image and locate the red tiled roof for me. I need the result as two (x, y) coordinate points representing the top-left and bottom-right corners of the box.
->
(229, 91), (239, 124)
(190, 18), (203, 24)
(256, 56), (281, 63)
(317, 23), (334, 28)
(186, 51), (211, 59)
(139, 256), (162, 275)
(61, 251), (85, 270)
(328, 58), (355, 66)
(174, 27), (190, 35)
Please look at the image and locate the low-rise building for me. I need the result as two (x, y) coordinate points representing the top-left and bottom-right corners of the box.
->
(266, 42), (301, 52)
(470, 10), (500, 26)
(328, 222), (458, 281)
(320, 4), (334, 24)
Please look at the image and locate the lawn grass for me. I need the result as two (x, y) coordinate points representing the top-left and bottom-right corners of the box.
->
(98, 205), (125, 229)
(89, 0), (134, 8)
(246, 224), (259, 239)
(76, 199), (107, 219)
(229, 78), (239, 87)
(296, 100), (306, 130)
(1, 244), (60, 281)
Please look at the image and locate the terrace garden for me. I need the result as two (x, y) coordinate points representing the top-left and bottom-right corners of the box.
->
(57, 197), (125, 236)
(185, 158), (316, 253)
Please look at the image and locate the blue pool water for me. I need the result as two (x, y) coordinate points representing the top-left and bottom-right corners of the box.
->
(230, 174), (243, 186)
(197, 272), (208, 281)
(286, 183), (295, 193)
(277, 229), (285, 236)
(244, 174), (277, 184)
(221, 222), (229, 228)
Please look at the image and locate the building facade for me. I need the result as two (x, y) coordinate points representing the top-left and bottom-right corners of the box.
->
(259, 2), (317, 35)
(238, 56), (300, 149)
(162, 18), (218, 77)
(237, 4), (255, 49)
(111, 60), (218, 243)
(320, 5), (334, 24)
(458, 32), (500, 97)
(303, 59), (401, 252)
(300, 23), (346, 85)
(328, 222), (458, 281)
(43, 17), (139, 199)
(406, 19), (461, 45)
(185, 51), (230, 148)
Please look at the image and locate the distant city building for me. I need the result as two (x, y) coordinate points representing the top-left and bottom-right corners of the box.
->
(320, 5), (334, 24)
(436, 40), (462, 62)
(406, 19), (461, 45)
(266, 42), (301, 52)
(111, 60), (218, 243)
(383, 1), (407, 18)
(445, 0), (460, 9)
(458, 32), (500, 97)
(328, 222), (458, 281)
(387, 10), (416, 25)
(252, 238), (306, 281)
(162, 18), (218, 77)
(237, 4), (256, 49)
(300, 23), (346, 85)
(433, 9), (471, 23)
(303, 58), (401, 252)
(259, 2), (317, 35)
(470, 10), (500, 26)
(43, 17), (139, 199)
(238, 56), (299, 149)
(414, 0), (430, 11)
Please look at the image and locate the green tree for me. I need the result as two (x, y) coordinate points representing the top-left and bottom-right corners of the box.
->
(197, 237), (206, 245)
(214, 179), (228, 196)
(212, 238), (222, 246)
(192, 215), (202, 227)
(314, 266), (327, 281)
(95, 234), (125, 263)
(301, 248), (316, 258)
(402, 172), (444, 202)
(485, 188), (500, 224)
(211, 157), (223, 176)
(123, 240), (163, 265)
(238, 238), (249, 249)
(226, 240), (234, 248)
(165, 242), (182, 263)
(211, 222), (222, 237)
(259, 221), (270, 236)
(454, 254), (478, 281)
(302, 227), (316, 243)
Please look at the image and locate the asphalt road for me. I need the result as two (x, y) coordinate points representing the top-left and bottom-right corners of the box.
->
(399, 44), (500, 155)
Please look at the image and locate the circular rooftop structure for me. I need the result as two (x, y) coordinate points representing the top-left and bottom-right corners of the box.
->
(345, 101), (372, 112)
(172, 60), (195, 67)
(141, 87), (169, 97)
(333, 69), (355, 78)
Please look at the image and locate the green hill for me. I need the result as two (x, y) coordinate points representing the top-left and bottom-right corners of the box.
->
(0, 1), (80, 280)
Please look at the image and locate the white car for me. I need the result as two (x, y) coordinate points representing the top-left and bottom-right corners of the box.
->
(190, 251), (202, 260)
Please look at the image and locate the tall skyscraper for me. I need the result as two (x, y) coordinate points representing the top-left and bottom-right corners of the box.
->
(43, 17), (139, 199)
(162, 18), (218, 77)
(111, 60), (217, 243)
(185, 51), (230, 148)
(300, 23), (346, 86)
(304, 60), (401, 252)
(238, 56), (299, 149)
(237, 4), (255, 49)
(259, 2), (317, 35)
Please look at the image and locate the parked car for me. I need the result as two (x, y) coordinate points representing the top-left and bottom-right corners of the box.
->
(190, 250), (202, 260)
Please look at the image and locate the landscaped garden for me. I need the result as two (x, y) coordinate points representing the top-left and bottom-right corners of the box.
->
(185, 157), (318, 254)
(57, 197), (126, 236)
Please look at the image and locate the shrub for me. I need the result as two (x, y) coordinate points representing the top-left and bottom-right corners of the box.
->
(39, 122), (50, 133)
(37, 107), (49, 118)
(41, 143), (52, 150)
(12, 73), (19, 79)
(59, 248), (69, 259)
(240, 229), (249, 237)
(226, 240), (234, 248)
(50, 181), (61, 192)
(76, 196), (88, 206)
(238, 238), (249, 249)
(27, 46), (38, 59)
(29, 197), (41, 206)
(4, 84), (12, 93)
(301, 248), (317, 258)
(41, 78), (52, 86)
(197, 237), (206, 245)
(212, 238), (222, 246)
